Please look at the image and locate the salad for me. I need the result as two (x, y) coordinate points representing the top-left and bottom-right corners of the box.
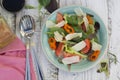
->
(46, 8), (102, 66)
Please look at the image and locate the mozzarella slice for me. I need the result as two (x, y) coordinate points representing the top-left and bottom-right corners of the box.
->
(83, 16), (89, 30)
(46, 20), (56, 28)
(74, 8), (88, 29)
(72, 41), (86, 51)
(54, 31), (63, 42)
(65, 33), (82, 40)
(62, 56), (80, 64)
(56, 20), (66, 27)
(92, 41), (102, 51)
(74, 8), (86, 17)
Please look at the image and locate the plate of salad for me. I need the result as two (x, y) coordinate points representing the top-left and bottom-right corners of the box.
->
(41, 6), (108, 72)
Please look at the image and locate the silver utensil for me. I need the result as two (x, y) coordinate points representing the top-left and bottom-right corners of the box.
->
(19, 15), (35, 80)
(19, 15), (44, 80)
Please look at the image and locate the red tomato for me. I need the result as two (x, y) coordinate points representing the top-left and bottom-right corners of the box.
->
(55, 43), (64, 57)
(63, 52), (81, 59)
(63, 52), (74, 58)
(81, 39), (91, 54)
(56, 12), (63, 23)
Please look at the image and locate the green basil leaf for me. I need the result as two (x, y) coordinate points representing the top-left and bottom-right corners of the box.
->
(38, 0), (50, 7)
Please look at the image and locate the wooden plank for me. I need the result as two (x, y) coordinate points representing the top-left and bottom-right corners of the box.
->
(108, 0), (120, 80)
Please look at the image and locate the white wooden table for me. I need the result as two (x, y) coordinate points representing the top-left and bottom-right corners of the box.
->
(1, 0), (120, 80)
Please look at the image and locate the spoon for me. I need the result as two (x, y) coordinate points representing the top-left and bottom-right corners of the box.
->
(19, 15), (35, 80)
(19, 15), (44, 80)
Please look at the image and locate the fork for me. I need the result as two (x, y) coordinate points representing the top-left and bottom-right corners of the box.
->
(19, 15), (44, 80)
(19, 15), (35, 80)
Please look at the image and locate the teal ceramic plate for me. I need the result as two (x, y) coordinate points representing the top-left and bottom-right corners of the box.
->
(41, 6), (108, 72)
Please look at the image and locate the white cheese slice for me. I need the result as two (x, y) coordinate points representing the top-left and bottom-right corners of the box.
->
(65, 33), (82, 40)
(62, 56), (80, 64)
(54, 31), (63, 42)
(46, 20), (56, 28)
(74, 8), (88, 30)
(55, 20), (66, 27)
(74, 8), (86, 17)
(92, 41), (102, 51)
(83, 16), (89, 30)
(72, 41), (86, 51)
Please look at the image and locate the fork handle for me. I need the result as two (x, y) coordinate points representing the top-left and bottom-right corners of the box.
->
(25, 39), (31, 80)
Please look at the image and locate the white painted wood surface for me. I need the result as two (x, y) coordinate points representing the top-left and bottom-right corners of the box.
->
(1, 0), (120, 80)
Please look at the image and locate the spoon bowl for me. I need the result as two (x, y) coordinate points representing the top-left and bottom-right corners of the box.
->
(19, 15), (35, 38)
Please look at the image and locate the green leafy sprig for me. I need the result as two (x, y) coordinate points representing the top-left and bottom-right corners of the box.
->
(25, 5), (35, 9)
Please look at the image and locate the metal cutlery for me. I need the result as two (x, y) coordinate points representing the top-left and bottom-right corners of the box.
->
(19, 15), (35, 80)
(19, 15), (44, 80)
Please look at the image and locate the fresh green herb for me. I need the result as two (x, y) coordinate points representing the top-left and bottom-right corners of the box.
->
(47, 27), (66, 38)
(49, 27), (66, 34)
(97, 52), (118, 77)
(25, 5), (35, 9)
(64, 44), (87, 58)
(72, 25), (88, 39)
(70, 37), (83, 43)
(109, 52), (118, 64)
(37, 0), (51, 11)
(47, 32), (54, 38)
(87, 24), (95, 35)
(72, 25), (82, 32)
(38, 0), (50, 7)
(62, 40), (76, 46)
(97, 60), (110, 77)
(78, 16), (84, 25)
(65, 15), (78, 25)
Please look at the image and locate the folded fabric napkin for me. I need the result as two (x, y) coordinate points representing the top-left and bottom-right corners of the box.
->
(0, 37), (36, 80)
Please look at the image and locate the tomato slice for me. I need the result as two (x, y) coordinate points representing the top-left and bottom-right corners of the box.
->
(55, 43), (64, 57)
(81, 39), (91, 54)
(63, 52), (73, 58)
(56, 12), (63, 23)
(63, 52), (81, 59)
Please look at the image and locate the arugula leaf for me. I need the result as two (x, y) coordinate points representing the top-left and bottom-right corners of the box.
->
(65, 14), (78, 25)
(93, 36), (99, 43)
(47, 32), (54, 38)
(49, 27), (66, 34)
(87, 24), (95, 35)
(62, 40), (76, 46)
(70, 37), (83, 43)
(47, 27), (66, 38)
(72, 25), (88, 39)
(78, 16), (84, 25)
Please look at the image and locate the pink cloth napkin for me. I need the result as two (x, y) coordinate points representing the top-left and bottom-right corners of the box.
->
(0, 37), (36, 80)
